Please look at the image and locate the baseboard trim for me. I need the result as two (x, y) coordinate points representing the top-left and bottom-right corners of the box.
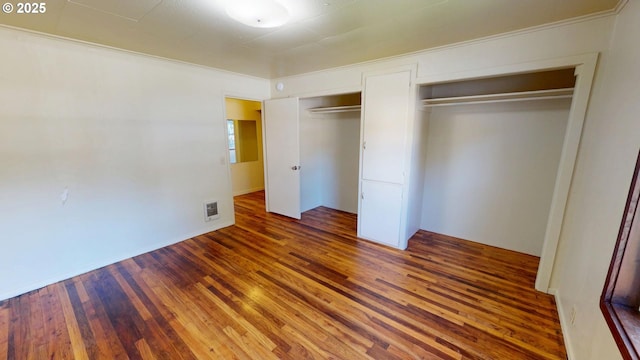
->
(549, 288), (575, 360)
(233, 187), (264, 196)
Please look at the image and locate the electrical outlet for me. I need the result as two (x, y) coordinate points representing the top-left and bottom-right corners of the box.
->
(570, 306), (577, 326)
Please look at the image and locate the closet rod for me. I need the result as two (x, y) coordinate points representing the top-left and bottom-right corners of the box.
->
(422, 88), (574, 108)
(423, 94), (573, 107)
(307, 105), (361, 114)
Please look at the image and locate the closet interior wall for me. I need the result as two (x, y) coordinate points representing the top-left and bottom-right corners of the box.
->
(417, 69), (576, 256)
(299, 93), (361, 214)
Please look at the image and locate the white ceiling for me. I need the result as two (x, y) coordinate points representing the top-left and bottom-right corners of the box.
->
(0, 0), (621, 78)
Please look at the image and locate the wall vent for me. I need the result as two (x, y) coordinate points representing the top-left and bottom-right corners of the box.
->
(204, 201), (220, 222)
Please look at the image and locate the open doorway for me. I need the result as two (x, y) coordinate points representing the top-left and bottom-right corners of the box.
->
(225, 97), (265, 198)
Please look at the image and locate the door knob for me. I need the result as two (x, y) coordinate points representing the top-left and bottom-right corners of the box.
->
(291, 166), (300, 170)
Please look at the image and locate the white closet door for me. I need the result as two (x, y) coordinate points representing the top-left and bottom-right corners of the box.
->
(361, 70), (411, 184)
(263, 97), (301, 219)
(359, 180), (403, 247)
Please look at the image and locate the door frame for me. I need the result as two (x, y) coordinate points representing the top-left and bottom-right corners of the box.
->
(221, 93), (267, 223)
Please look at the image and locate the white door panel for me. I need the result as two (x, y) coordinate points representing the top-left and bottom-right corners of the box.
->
(359, 180), (403, 247)
(263, 97), (301, 219)
(361, 71), (411, 184)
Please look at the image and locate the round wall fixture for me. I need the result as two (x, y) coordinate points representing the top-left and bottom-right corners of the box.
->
(275, 82), (284, 92)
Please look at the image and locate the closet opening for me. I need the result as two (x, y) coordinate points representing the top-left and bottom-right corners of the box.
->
(415, 67), (577, 267)
(299, 92), (362, 231)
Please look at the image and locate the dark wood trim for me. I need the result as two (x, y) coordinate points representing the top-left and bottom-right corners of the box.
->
(601, 150), (640, 360)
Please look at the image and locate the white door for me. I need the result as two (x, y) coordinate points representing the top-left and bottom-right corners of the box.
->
(358, 69), (413, 248)
(263, 97), (301, 219)
(359, 180), (403, 247)
(361, 70), (411, 184)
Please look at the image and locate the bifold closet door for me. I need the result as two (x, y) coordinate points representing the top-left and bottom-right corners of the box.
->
(263, 97), (301, 219)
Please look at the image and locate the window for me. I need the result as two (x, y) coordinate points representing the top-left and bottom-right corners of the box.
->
(227, 119), (236, 164)
(601, 150), (640, 360)
(227, 118), (259, 164)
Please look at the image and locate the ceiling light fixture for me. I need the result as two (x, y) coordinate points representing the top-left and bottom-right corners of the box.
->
(225, 0), (290, 28)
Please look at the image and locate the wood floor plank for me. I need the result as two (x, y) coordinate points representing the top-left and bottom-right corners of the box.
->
(116, 260), (197, 360)
(79, 273), (130, 360)
(0, 301), (9, 359)
(76, 291), (118, 359)
(257, 265), (462, 360)
(109, 267), (153, 322)
(63, 281), (99, 359)
(39, 286), (74, 360)
(135, 338), (157, 360)
(55, 282), (90, 360)
(135, 269), (217, 359)
(0, 190), (567, 359)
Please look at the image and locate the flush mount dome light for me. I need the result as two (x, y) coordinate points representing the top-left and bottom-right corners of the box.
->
(226, 0), (290, 28)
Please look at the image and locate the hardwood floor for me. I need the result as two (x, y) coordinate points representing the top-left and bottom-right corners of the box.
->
(0, 191), (566, 359)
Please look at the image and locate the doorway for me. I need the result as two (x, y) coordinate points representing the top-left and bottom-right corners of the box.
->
(225, 97), (265, 197)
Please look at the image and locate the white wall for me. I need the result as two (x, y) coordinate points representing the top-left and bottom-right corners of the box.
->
(548, 0), (640, 358)
(0, 27), (270, 300)
(300, 99), (360, 214)
(404, 106), (429, 241)
(420, 100), (570, 256)
(300, 98), (325, 211)
(230, 154), (265, 196)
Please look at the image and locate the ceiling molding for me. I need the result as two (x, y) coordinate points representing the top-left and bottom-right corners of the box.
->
(0, 24), (271, 81)
(615, 0), (629, 13)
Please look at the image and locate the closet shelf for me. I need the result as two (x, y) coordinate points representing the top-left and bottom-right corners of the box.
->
(307, 105), (361, 114)
(422, 88), (574, 108)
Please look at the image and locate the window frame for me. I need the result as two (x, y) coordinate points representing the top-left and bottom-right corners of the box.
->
(601, 150), (640, 360)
